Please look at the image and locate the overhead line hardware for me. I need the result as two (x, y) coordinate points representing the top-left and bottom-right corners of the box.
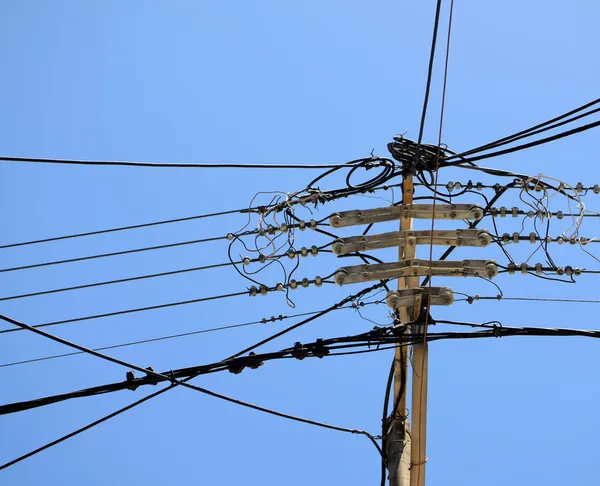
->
(386, 287), (454, 309)
(332, 229), (491, 255)
(330, 204), (484, 228)
(334, 259), (499, 286)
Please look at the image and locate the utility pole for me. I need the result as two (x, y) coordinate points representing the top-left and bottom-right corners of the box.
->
(387, 177), (417, 486)
(330, 178), (494, 486)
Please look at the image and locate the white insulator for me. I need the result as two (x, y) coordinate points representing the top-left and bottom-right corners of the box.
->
(227, 233), (234, 240)
(556, 267), (564, 276)
(569, 237), (577, 245)
(580, 237), (589, 246)
(267, 225), (276, 235)
(576, 182), (584, 193)
(529, 232), (536, 244)
(249, 286), (258, 296)
(512, 207), (519, 217)
(527, 211), (535, 218)
(276, 282), (284, 291)
(289, 279), (298, 289)
(280, 223), (288, 233)
(574, 268), (582, 276)
(491, 207), (499, 217)
(476, 182), (483, 191)
(311, 245), (319, 256)
(521, 263), (528, 275)
(300, 247), (309, 257)
(455, 182), (463, 190)
(545, 236), (552, 243)
(556, 211), (564, 220)
(446, 182), (455, 191)
(315, 276), (323, 287)
(564, 266), (573, 277)
(298, 220), (306, 231)
(309, 219), (317, 229)
(301, 278), (310, 288)
(287, 250), (296, 259)
(500, 207), (507, 218)
(594, 185), (600, 194)
(557, 237), (564, 244)
(535, 263), (543, 275)
(243, 256), (251, 265)
(259, 286), (268, 296)
(513, 232), (520, 243)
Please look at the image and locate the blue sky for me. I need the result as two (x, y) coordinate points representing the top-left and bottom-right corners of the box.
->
(1, 1), (599, 485)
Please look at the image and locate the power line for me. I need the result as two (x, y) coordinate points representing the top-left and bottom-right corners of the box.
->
(0, 303), (381, 369)
(0, 221), (326, 274)
(0, 155), (382, 170)
(5, 322), (600, 417)
(0, 313), (383, 469)
(0, 207), (260, 250)
(0, 235), (229, 273)
(415, 0), (444, 149)
(455, 119), (600, 165)
(0, 290), (249, 335)
(445, 96), (600, 161)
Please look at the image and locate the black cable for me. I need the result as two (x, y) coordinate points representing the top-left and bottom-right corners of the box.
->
(445, 97), (600, 161)
(452, 119), (600, 165)
(0, 156), (376, 170)
(0, 290), (249, 335)
(0, 208), (261, 250)
(0, 260), (235, 301)
(0, 384), (178, 471)
(415, 0), (444, 150)
(0, 303), (380, 369)
(0, 235), (228, 273)
(0, 244), (328, 302)
(0, 313), (383, 468)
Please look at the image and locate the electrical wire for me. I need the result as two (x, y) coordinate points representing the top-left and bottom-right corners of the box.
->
(0, 208), (261, 250)
(0, 156), (382, 170)
(0, 290), (249, 335)
(0, 313), (383, 469)
(0, 303), (381, 369)
(444, 96), (600, 162)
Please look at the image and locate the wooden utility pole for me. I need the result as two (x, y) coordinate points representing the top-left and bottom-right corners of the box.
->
(387, 176), (420, 486)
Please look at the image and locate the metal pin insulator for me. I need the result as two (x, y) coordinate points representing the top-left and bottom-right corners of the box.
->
(301, 278), (310, 288)
(529, 232), (536, 244)
(521, 263), (528, 275)
(259, 286), (268, 296)
(300, 247), (309, 257)
(315, 276), (323, 287)
(298, 220), (306, 231)
(513, 232), (520, 243)
(535, 263), (543, 275)
(249, 286), (258, 296)
(512, 207), (519, 217)
(311, 245), (318, 256)
(289, 279), (298, 289)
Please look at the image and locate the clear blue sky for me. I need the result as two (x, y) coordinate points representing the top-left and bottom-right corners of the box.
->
(1, 1), (599, 485)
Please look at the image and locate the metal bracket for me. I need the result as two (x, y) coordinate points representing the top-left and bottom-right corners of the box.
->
(333, 259), (498, 285)
(332, 229), (491, 255)
(329, 204), (484, 228)
(386, 287), (454, 309)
